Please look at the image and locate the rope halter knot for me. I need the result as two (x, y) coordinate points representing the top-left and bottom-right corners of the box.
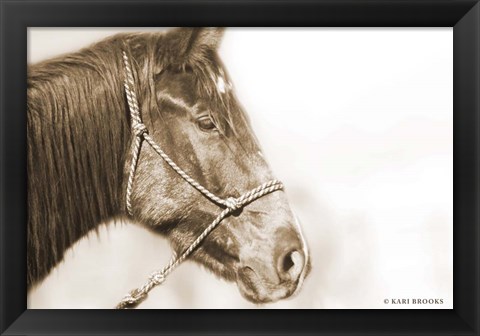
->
(224, 197), (241, 211)
(132, 122), (148, 138)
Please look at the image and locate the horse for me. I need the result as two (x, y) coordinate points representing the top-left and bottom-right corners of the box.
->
(27, 27), (311, 307)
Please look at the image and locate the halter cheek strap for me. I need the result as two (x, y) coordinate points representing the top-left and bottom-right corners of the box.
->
(117, 49), (283, 309)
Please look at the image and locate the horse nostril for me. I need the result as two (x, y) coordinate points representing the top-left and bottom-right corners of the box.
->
(282, 251), (295, 272)
(278, 249), (305, 282)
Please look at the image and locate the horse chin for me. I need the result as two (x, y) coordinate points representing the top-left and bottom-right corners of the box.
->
(236, 268), (290, 304)
(235, 261), (311, 304)
(193, 251), (298, 304)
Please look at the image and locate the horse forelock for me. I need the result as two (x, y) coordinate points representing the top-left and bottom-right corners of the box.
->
(126, 30), (242, 138)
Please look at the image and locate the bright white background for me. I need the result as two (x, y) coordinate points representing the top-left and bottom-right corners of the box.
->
(28, 28), (453, 309)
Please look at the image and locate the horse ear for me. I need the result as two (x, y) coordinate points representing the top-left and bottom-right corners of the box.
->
(160, 27), (225, 67)
(189, 27), (225, 51)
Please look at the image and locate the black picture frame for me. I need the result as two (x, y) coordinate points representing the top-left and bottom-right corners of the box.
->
(1, 0), (479, 335)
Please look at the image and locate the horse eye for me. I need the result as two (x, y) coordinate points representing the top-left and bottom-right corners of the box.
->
(197, 116), (217, 131)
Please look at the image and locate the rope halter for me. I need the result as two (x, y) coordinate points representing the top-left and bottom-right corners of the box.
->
(117, 48), (284, 309)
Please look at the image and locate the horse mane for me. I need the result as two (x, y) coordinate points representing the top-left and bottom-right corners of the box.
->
(27, 33), (132, 286)
(27, 28), (236, 287)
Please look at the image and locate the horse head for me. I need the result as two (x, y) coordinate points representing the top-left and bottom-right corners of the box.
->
(27, 27), (310, 305)
(126, 28), (310, 303)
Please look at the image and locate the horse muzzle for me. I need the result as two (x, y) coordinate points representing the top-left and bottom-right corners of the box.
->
(235, 226), (310, 304)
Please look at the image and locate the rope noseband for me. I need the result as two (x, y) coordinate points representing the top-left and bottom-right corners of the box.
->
(116, 49), (284, 309)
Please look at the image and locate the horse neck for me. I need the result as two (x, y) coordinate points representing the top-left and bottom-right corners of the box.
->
(27, 51), (131, 287)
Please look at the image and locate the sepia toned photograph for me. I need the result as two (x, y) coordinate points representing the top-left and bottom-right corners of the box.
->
(27, 27), (453, 309)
